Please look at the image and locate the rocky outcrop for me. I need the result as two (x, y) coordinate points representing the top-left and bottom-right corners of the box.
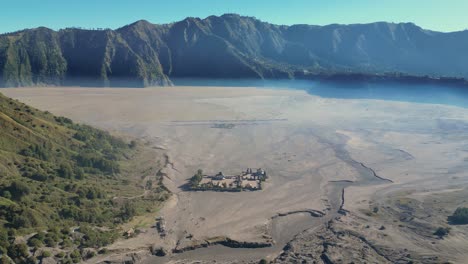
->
(173, 236), (272, 253)
(97, 251), (147, 264)
(273, 209), (325, 218)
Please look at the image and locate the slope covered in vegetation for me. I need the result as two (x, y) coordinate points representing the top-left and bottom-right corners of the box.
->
(0, 92), (169, 263)
(1, 14), (468, 87)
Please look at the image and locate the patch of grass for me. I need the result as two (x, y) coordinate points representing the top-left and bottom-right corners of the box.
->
(0, 197), (16, 206)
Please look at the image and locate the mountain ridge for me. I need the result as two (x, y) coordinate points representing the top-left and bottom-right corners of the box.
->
(1, 14), (468, 87)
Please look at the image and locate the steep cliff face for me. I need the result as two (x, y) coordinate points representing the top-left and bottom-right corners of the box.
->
(1, 14), (468, 87)
(0, 27), (66, 87)
(59, 28), (171, 87)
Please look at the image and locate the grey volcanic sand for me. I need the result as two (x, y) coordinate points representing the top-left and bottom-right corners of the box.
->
(4, 86), (468, 263)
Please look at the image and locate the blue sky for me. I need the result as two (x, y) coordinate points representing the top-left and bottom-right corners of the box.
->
(2, 0), (467, 33)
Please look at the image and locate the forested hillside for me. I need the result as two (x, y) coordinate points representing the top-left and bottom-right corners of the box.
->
(0, 92), (169, 263)
(1, 14), (468, 87)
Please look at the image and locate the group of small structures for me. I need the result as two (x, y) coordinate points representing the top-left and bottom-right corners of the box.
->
(189, 168), (267, 191)
(156, 216), (166, 238)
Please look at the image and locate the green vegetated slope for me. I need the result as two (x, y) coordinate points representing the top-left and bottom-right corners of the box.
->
(0, 92), (169, 263)
(2, 14), (468, 87)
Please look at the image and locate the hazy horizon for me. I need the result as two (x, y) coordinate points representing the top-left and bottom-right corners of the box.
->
(1, 0), (468, 34)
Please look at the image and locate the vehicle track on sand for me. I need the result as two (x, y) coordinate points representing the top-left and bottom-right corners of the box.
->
(159, 129), (393, 262)
(273, 129), (394, 263)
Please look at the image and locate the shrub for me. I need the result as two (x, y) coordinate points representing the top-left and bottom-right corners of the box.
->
(0, 254), (10, 264)
(32, 231), (46, 242)
(55, 116), (73, 125)
(11, 215), (32, 228)
(84, 250), (96, 259)
(76, 152), (120, 174)
(27, 256), (38, 263)
(57, 162), (74, 179)
(61, 238), (73, 248)
(61, 228), (70, 235)
(44, 237), (57, 247)
(0, 230), (9, 249)
(8, 181), (31, 200)
(1, 190), (12, 200)
(75, 167), (85, 180)
(434, 227), (450, 238)
(70, 249), (81, 263)
(8, 243), (29, 259)
(448, 207), (468, 224)
(120, 202), (136, 221)
(27, 238), (43, 248)
(20, 144), (50, 161)
(0, 246), (7, 255)
(190, 169), (203, 187)
(79, 225), (117, 248)
(31, 171), (49, 182)
(7, 230), (16, 238)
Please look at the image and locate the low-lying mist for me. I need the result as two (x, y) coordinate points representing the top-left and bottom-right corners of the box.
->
(173, 78), (468, 108)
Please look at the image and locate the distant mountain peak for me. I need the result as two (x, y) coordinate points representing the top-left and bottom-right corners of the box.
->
(133, 19), (153, 25)
(1, 15), (468, 87)
(120, 19), (154, 30)
(220, 13), (245, 20)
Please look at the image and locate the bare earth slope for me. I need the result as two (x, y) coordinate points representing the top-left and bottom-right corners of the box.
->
(3, 86), (468, 263)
